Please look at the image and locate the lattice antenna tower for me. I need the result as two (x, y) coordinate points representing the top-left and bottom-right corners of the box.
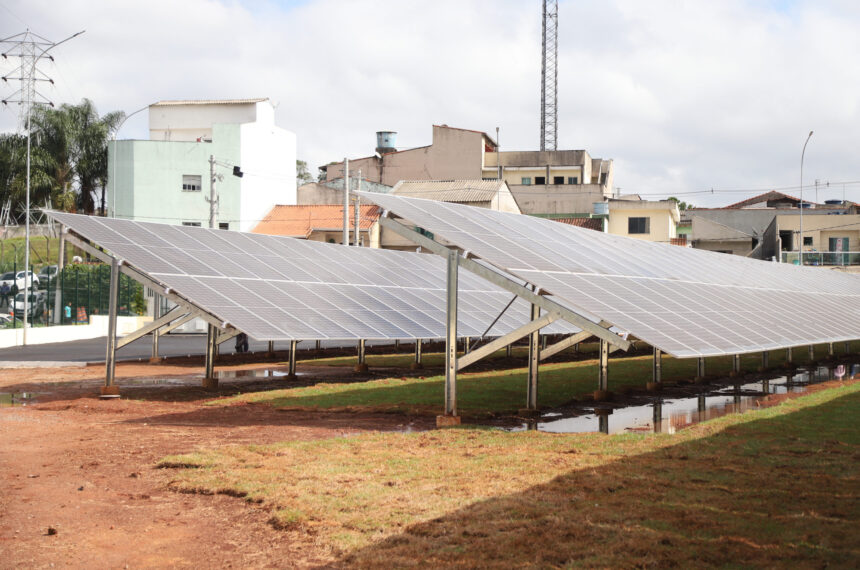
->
(540, 0), (558, 151)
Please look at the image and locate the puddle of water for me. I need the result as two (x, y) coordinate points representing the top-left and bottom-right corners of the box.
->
(509, 364), (859, 435)
(0, 392), (36, 407)
(216, 369), (301, 380)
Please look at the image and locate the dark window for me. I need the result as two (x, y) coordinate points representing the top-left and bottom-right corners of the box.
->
(628, 217), (650, 234)
(600, 172), (608, 185)
(521, 177), (531, 185)
(568, 176), (578, 184)
(553, 176), (564, 184)
(182, 221), (202, 227)
(535, 176), (546, 185)
(219, 223), (229, 230)
(182, 174), (202, 192)
(803, 236), (813, 246)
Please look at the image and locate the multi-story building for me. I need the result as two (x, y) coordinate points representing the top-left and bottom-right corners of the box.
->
(108, 98), (296, 232)
(320, 124), (614, 216)
(606, 198), (680, 244)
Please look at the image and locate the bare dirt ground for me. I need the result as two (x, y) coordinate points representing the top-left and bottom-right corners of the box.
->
(0, 361), (433, 569)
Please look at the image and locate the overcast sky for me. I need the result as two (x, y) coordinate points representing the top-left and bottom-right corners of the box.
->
(2, 0), (859, 207)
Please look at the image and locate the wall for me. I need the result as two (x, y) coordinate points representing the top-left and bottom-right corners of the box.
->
(0, 315), (152, 349)
(510, 184), (608, 215)
(607, 202), (679, 243)
(149, 102), (260, 142)
(775, 214), (860, 252)
(239, 121), (297, 231)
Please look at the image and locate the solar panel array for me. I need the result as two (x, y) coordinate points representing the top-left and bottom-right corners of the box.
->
(362, 192), (860, 358)
(47, 212), (580, 341)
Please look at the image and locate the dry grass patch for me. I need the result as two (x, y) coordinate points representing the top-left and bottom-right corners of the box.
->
(161, 382), (860, 567)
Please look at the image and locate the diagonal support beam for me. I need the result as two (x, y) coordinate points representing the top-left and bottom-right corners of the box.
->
(216, 329), (241, 345)
(116, 305), (186, 349)
(458, 311), (560, 371)
(539, 321), (611, 361)
(378, 216), (630, 352)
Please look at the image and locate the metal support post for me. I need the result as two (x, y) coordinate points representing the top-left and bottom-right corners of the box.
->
(808, 344), (815, 364)
(696, 357), (706, 381)
(203, 324), (217, 388)
(464, 336), (471, 354)
(506, 344), (512, 357)
(828, 342), (834, 358)
(411, 339), (423, 369)
(541, 335), (547, 351)
(598, 339), (609, 392)
(53, 228), (65, 324)
(786, 346), (794, 367)
(102, 257), (120, 396)
(526, 303), (540, 410)
(652, 348), (662, 384)
(354, 338), (368, 372)
(845, 341), (851, 354)
(343, 158), (349, 245)
(442, 248), (459, 422)
(316, 339), (321, 350)
(760, 351), (769, 371)
(150, 294), (161, 362)
(762, 379), (770, 394)
(268, 340), (275, 355)
(731, 354), (741, 377)
(288, 340), (297, 378)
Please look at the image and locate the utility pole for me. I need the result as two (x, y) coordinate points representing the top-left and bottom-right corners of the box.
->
(354, 169), (361, 246)
(815, 179), (819, 204)
(343, 158), (349, 245)
(1, 29), (84, 345)
(207, 155), (218, 228)
(540, 0), (559, 151)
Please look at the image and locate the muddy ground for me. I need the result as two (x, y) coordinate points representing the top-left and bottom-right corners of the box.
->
(0, 361), (434, 568)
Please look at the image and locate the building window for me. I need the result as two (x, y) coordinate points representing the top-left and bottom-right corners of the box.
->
(600, 172), (608, 185)
(482, 177), (498, 181)
(219, 223), (229, 230)
(535, 176), (546, 185)
(803, 236), (813, 246)
(628, 217), (650, 234)
(553, 176), (564, 185)
(568, 176), (578, 184)
(182, 221), (202, 227)
(521, 177), (531, 185)
(182, 174), (202, 192)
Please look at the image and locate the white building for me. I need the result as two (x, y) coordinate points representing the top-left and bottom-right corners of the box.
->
(108, 98), (296, 232)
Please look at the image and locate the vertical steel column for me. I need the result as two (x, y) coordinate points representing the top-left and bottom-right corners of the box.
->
(204, 324), (217, 387)
(760, 351), (769, 370)
(731, 354), (741, 376)
(150, 294), (160, 362)
(354, 339), (368, 372)
(268, 340), (275, 355)
(506, 344), (512, 357)
(696, 357), (705, 380)
(315, 339), (321, 350)
(845, 341), (851, 354)
(598, 339), (609, 391)
(808, 344), (815, 363)
(412, 339), (423, 369)
(288, 340), (297, 378)
(541, 335), (547, 351)
(828, 343), (834, 358)
(527, 303), (540, 410)
(762, 379), (770, 394)
(786, 347), (794, 366)
(464, 336), (471, 354)
(652, 348), (662, 384)
(444, 249), (458, 417)
(102, 257), (120, 395)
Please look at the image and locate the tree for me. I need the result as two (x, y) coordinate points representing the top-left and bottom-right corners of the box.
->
(668, 196), (693, 211)
(296, 159), (314, 187)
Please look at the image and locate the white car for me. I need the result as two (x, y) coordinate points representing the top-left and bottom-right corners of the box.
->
(0, 270), (39, 292)
(11, 291), (46, 320)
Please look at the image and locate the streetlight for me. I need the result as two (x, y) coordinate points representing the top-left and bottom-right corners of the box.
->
(799, 130), (813, 265)
(110, 103), (154, 218)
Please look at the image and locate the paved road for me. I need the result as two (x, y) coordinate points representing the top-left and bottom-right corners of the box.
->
(0, 334), (411, 363)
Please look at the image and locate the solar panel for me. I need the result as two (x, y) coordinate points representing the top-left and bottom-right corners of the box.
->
(361, 192), (860, 358)
(47, 212), (579, 341)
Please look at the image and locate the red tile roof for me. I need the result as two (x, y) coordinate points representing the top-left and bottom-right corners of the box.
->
(252, 205), (381, 238)
(551, 218), (604, 231)
(724, 191), (803, 209)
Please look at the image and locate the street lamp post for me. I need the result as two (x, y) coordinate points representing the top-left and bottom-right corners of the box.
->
(799, 131), (813, 265)
(110, 103), (153, 218)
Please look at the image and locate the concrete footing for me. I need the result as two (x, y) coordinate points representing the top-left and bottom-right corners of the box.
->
(353, 363), (369, 373)
(518, 408), (541, 418)
(645, 382), (662, 392)
(409, 362), (424, 370)
(100, 385), (120, 396)
(593, 389), (612, 402)
(436, 414), (461, 427)
(282, 374), (298, 381)
(202, 377), (219, 390)
(148, 357), (164, 364)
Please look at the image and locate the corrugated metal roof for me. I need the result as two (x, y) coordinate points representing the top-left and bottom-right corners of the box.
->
(392, 179), (506, 203)
(252, 205), (381, 238)
(152, 98), (268, 107)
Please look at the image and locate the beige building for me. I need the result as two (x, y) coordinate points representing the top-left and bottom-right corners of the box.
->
(774, 214), (860, 265)
(607, 199), (680, 243)
(320, 125), (613, 216)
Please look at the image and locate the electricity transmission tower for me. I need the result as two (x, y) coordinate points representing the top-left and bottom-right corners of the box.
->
(540, 0), (558, 151)
(1, 28), (83, 344)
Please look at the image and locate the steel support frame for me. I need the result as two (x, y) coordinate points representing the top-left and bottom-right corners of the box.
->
(288, 340), (297, 376)
(414, 339), (423, 366)
(539, 322), (611, 361)
(526, 303), (540, 410)
(598, 339), (609, 391)
(104, 257), (120, 389)
(115, 305), (185, 349)
(652, 348), (662, 384)
(697, 357), (706, 379)
(445, 249), (458, 416)
(457, 311), (559, 371)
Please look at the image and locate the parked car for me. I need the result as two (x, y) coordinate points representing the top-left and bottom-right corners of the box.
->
(37, 265), (58, 288)
(0, 313), (12, 325)
(11, 291), (46, 320)
(0, 270), (39, 292)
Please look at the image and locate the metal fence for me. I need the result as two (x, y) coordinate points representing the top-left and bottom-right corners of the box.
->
(1, 263), (144, 328)
(780, 251), (860, 266)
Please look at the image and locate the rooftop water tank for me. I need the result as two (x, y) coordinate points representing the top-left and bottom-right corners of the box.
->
(376, 131), (397, 155)
(824, 199), (844, 205)
(593, 202), (609, 216)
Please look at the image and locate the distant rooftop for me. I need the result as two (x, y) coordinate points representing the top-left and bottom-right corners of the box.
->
(151, 98), (268, 107)
(392, 179), (509, 203)
(252, 204), (381, 238)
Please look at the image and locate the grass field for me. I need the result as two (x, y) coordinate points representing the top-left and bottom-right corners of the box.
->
(161, 381), (860, 567)
(214, 341), (859, 416)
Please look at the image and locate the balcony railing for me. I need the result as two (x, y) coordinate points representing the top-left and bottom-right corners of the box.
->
(781, 251), (860, 266)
